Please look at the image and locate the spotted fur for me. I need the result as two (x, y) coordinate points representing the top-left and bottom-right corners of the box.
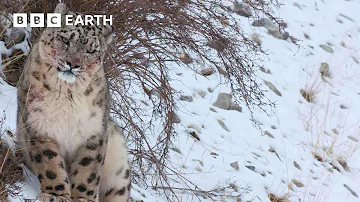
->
(16, 3), (130, 202)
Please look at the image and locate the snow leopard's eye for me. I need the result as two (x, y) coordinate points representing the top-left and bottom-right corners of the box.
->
(61, 36), (70, 46)
(87, 49), (96, 54)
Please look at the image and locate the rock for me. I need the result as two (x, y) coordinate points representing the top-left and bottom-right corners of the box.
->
(180, 95), (193, 102)
(171, 112), (181, 124)
(210, 108), (217, 112)
(216, 66), (227, 75)
(351, 56), (359, 64)
(213, 93), (232, 109)
(189, 131), (200, 141)
(264, 130), (274, 138)
(267, 27), (289, 40)
(5, 27), (26, 47)
(179, 53), (193, 64)
(344, 184), (358, 198)
(252, 18), (276, 29)
(293, 2), (302, 9)
(197, 90), (206, 98)
(217, 119), (229, 132)
(319, 44), (334, 53)
(293, 161), (301, 170)
(304, 33), (310, 39)
(187, 124), (201, 134)
(245, 165), (255, 171)
(229, 103), (242, 112)
(251, 33), (261, 46)
(292, 179), (304, 187)
(230, 161), (239, 170)
(252, 18), (288, 40)
(320, 62), (331, 78)
(264, 81), (282, 96)
(169, 147), (182, 154)
(200, 68), (214, 76)
(207, 87), (213, 93)
(233, 3), (252, 17)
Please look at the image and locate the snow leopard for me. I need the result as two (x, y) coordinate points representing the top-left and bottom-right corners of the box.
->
(16, 3), (130, 202)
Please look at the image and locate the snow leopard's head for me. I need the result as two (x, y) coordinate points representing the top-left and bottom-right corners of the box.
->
(38, 3), (113, 83)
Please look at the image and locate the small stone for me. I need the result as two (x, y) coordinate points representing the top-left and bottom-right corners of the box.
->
(264, 130), (274, 138)
(320, 62), (331, 78)
(218, 119), (229, 132)
(171, 112), (181, 124)
(5, 27), (26, 47)
(169, 147), (182, 154)
(268, 27), (289, 40)
(229, 103), (242, 112)
(293, 2), (302, 9)
(213, 93), (232, 109)
(197, 90), (206, 98)
(252, 18), (275, 29)
(189, 131), (200, 141)
(200, 68), (215, 76)
(180, 95), (193, 102)
(230, 161), (239, 170)
(291, 179), (304, 187)
(264, 81), (282, 96)
(251, 33), (261, 46)
(180, 53), (193, 64)
(245, 165), (255, 171)
(319, 44), (334, 53)
(207, 87), (213, 92)
(187, 124), (201, 134)
(304, 33), (310, 39)
(233, 3), (252, 17)
(294, 161), (301, 170)
(210, 108), (217, 112)
(344, 184), (358, 198)
(348, 136), (358, 142)
(352, 56), (359, 64)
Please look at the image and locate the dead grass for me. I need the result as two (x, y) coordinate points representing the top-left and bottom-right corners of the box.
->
(300, 89), (316, 103)
(0, 141), (23, 201)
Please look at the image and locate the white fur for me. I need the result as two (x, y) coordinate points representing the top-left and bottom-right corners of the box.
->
(57, 71), (77, 83)
(100, 121), (130, 202)
(26, 65), (105, 158)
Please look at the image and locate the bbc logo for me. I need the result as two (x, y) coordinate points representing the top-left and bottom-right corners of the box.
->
(13, 13), (112, 27)
(14, 13), (61, 27)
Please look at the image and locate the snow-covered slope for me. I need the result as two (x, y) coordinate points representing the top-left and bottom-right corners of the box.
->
(2, 0), (360, 201)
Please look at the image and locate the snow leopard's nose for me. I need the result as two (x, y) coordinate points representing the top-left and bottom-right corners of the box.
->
(66, 60), (80, 69)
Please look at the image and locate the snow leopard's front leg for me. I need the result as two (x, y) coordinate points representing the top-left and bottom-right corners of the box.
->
(99, 120), (131, 202)
(24, 136), (72, 201)
(69, 134), (108, 202)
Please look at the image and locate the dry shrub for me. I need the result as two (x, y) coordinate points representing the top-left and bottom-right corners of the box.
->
(0, 0), (294, 200)
(0, 142), (23, 201)
(0, 113), (23, 201)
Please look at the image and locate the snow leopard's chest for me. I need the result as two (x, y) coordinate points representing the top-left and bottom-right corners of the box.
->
(26, 82), (107, 157)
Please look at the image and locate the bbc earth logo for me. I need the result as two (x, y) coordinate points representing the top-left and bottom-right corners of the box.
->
(13, 13), (113, 27)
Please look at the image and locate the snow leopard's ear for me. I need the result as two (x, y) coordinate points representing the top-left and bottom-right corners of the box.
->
(54, 3), (69, 15)
(103, 25), (113, 45)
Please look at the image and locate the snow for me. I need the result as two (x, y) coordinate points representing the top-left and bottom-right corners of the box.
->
(2, 0), (360, 201)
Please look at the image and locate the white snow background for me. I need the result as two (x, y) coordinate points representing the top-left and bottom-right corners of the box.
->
(1, 0), (360, 201)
